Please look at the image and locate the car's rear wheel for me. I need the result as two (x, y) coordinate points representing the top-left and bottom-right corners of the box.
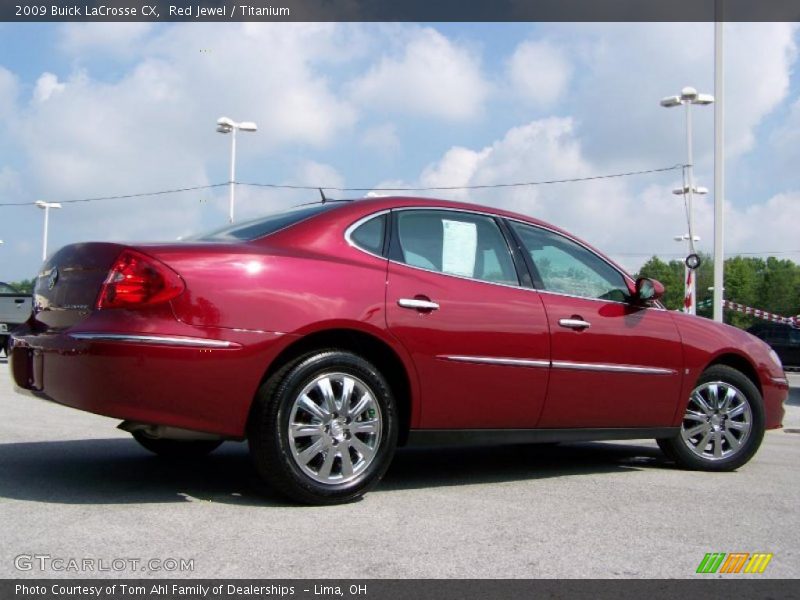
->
(248, 350), (398, 505)
(131, 431), (223, 458)
(657, 364), (764, 471)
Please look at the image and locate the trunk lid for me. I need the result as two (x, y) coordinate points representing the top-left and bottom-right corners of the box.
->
(33, 242), (126, 330)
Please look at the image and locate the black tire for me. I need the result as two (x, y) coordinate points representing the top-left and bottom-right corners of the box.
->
(1, 335), (9, 357)
(132, 431), (223, 458)
(248, 349), (398, 505)
(657, 365), (765, 471)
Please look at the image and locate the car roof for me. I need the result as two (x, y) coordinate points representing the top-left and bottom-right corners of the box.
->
(313, 195), (573, 235)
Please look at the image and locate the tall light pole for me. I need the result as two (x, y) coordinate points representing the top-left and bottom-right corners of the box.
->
(216, 116), (258, 223)
(661, 87), (714, 315)
(713, 20), (725, 323)
(35, 200), (62, 261)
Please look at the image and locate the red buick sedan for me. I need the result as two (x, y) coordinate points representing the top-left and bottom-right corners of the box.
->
(9, 197), (788, 504)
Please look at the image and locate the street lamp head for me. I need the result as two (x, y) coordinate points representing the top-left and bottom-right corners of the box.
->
(672, 185), (709, 195)
(238, 121), (258, 132)
(693, 93), (715, 105)
(660, 95), (682, 108)
(217, 116), (235, 128)
(680, 86), (698, 101)
(216, 125), (233, 134)
(35, 200), (62, 210)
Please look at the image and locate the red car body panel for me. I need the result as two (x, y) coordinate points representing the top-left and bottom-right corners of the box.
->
(668, 312), (787, 430)
(385, 260), (551, 429)
(8, 196), (787, 441)
(536, 293), (684, 428)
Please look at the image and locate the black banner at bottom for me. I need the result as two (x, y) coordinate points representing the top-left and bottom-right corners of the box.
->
(3, 579), (799, 600)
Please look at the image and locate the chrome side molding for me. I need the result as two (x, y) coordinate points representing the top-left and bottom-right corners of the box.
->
(69, 333), (237, 348)
(552, 360), (676, 375)
(439, 355), (549, 368)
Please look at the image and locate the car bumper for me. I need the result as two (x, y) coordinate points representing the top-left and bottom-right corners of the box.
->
(9, 323), (294, 437)
(763, 374), (789, 430)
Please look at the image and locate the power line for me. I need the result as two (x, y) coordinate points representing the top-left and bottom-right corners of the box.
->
(0, 183), (228, 207)
(0, 164), (685, 207)
(240, 164), (686, 192)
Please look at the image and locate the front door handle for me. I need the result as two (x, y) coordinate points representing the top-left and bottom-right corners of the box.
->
(398, 298), (440, 311)
(559, 317), (591, 330)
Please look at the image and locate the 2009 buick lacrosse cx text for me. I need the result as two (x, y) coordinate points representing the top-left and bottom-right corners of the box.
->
(8, 196), (788, 504)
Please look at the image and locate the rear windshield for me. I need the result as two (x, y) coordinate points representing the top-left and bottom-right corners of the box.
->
(193, 203), (337, 242)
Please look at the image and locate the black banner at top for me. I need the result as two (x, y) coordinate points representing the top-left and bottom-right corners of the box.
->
(2, 0), (800, 23)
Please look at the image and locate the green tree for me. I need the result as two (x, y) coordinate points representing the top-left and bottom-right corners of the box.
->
(637, 254), (800, 328)
(8, 278), (35, 293)
(758, 257), (800, 318)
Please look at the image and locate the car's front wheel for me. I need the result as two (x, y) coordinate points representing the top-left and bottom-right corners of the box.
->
(248, 350), (398, 505)
(658, 364), (764, 471)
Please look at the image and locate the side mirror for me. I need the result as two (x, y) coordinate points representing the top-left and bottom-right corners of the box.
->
(632, 277), (664, 303)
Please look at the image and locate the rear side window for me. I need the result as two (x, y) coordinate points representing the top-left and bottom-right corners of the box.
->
(0, 282), (19, 294)
(193, 204), (336, 242)
(394, 210), (519, 286)
(349, 214), (387, 255)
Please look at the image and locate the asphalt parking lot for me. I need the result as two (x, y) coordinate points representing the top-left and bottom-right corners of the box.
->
(0, 358), (798, 579)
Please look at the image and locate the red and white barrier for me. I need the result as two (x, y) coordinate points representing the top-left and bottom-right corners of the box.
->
(683, 268), (694, 313)
(722, 300), (799, 328)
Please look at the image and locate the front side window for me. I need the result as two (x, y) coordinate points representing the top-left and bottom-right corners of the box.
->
(395, 210), (519, 286)
(510, 221), (629, 301)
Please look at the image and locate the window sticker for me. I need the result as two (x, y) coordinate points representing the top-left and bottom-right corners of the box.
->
(441, 219), (477, 277)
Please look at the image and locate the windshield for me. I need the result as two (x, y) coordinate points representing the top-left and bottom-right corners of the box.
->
(192, 203), (338, 242)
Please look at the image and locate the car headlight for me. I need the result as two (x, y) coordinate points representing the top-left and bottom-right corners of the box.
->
(767, 348), (783, 370)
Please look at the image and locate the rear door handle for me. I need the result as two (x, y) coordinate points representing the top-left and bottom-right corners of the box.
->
(559, 317), (591, 330)
(14, 299), (25, 304)
(398, 298), (440, 311)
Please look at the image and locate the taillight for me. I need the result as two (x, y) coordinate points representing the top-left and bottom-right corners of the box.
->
(97, 249), (184, 309)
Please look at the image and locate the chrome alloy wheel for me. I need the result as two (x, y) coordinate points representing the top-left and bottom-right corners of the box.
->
(680, 381), (752, 461)
(287, 372), (382, 485)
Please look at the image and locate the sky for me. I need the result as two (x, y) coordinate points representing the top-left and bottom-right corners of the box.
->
(0, 21), (799, 283)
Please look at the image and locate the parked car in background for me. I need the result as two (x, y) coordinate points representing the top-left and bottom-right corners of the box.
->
(8, 197), (789, 504)
(747, 322), (800, 369)
(0, 281), (32, 356)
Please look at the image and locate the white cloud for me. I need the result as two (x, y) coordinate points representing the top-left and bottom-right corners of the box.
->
(0, 66), (18, 120)
(59, 23), (155, 57)
(507, 40), (572, 107)
(1, 23), (366, 249)
(349, 27), (488, 120)
(360, 123), (400, 155)
(726, 191), (800, 255)
(33, 73), (65, 103)
(403, 117), (800, 274)
(724, 23), (797, 156)
(294, 160), (345, 190)
(546, 23), (798, 171)
(0, 166), (21, 196)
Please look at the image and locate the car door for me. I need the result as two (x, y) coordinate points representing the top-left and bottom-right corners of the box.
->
(385, 209), (551, 429)
(508, 220), (684, 428)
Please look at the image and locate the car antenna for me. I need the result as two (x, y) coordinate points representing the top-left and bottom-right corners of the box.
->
(319, 188), (328, 203)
